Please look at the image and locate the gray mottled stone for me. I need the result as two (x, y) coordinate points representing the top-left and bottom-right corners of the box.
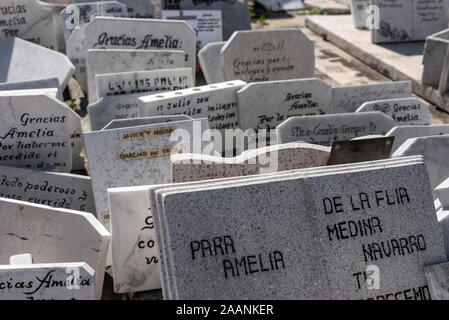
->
(152, 156), (426, 299)
(237, 78), (332, 131)
(332, 81), (412, 113)
(221, 29), (315, 83)
(392, 134), (449, 192)
(0, 262), (95, 300)
(0, 165), (95, 213)
(0, 94), (72, 172)
(370, 0), (448, 44)
(356, 98), (431, 126)
(0, 0), (60, 50)
(85, 17), (196, 79)
(0, 198), (110, 299)
(422, 29), (449, 88)
(0, 90), (84, 171)
(88, 93), (144, 131)
(61, 1), (128, 41)
(255, 0), (304, 11)
(139, 80), (245, 132)
(276, 112), (395, 146)
(150, 156), (445, 299)
(0, 37), (75, 89)
(386, 125), (449, 152)
(65, 8), (129, 92)
(171, 142), (331, 183)
(350, 0), (369, 29)
(198, 41), (226, 84)
(84, 117), (211, 230)
(95, 68), (194, 99)
(108, 186), (161, 293)
(424, 261), (449, 300)
(0, 78), (62, 101)
(161, 0), (251, 40)
(102, 115), (192, 130)
(87, 49), (186, 103)
(435, 178), (449, 210)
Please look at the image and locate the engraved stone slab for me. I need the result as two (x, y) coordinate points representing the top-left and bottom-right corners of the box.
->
(150, 157), (446, 299)
(0, 37), (75, 89)
(171, 142), (331, 183)
(88, 93), (145, 131)
(276, 112), (395, 146)
(161, 0), (251, 40)
(424, 261), (449, 300)
(0, 198), (110, 299)
(108, 186), (161, 293)
(84, 117), (211, 229)
(0, 262), (95, 300)
(198, 41), (226, 84)
(386, 125), (449, 152)
(0, 78), (62, 101)
(332, 81), (412, 113)
(85, 17), (196, 79)
(0, 0), (60, 50)
(87, 49), (186, 103)
(0, 165), (95, 213)
(0, 90), (84, 171)
(370, 0), (449, 44)
(0, 94), (72, 172)
(102, 115), (191, 130)
(95, 68), (194, 99)
(139, 80), (245, 132)
(392, 134), (449, 192)
(356, 98), (431, 126)
(236, 78), (332, 131)
(221, 29), (315, 83)
(61, 1), (128, 41)
(350, 0), (370, 29)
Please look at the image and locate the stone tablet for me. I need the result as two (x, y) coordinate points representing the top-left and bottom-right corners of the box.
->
(102, 115), (192, 130)
(61, 1), (128, 41)
(171, 142), (331, 183)
(87, 49), (186, 103)
(370, 0), (449, 44)
(0, 198), (110, 299)
(0, 37), (75, 89)
(424, 262), (449, 300)
(0, 165), (95, 213)
(162, 10), (223, 49)
(88, 93), (144, 131)
(153, 156), (428, 299)
(139, 80), (245, 131)
(356, 98), (431, 126)
(236, 78), (332, 131)
(161, 0), (251, 40)
(332, 81), (412, 113)
(221, 29), (315, 82)
(422, 29), (449, 88)
(95, 68), (194, 99)
(108, 186), (161, 293)
(386, 125), (449, 152)
(0, 262), (95, 300)
(0, 91), (84, 171)
(392, 134), (449, 192)
(84, 117), (211, 229)
(85, 17), (196, 79)
(0, 0), (61, 50)
(150, 157), (446, 299)
(276, 112), (395, 146)
(350, 0), (369, 29)
(65, 7), (130, 92)
(198, 41), (226, 84)
(0, 78), (62, 101)
(0, 94), (72, 172)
